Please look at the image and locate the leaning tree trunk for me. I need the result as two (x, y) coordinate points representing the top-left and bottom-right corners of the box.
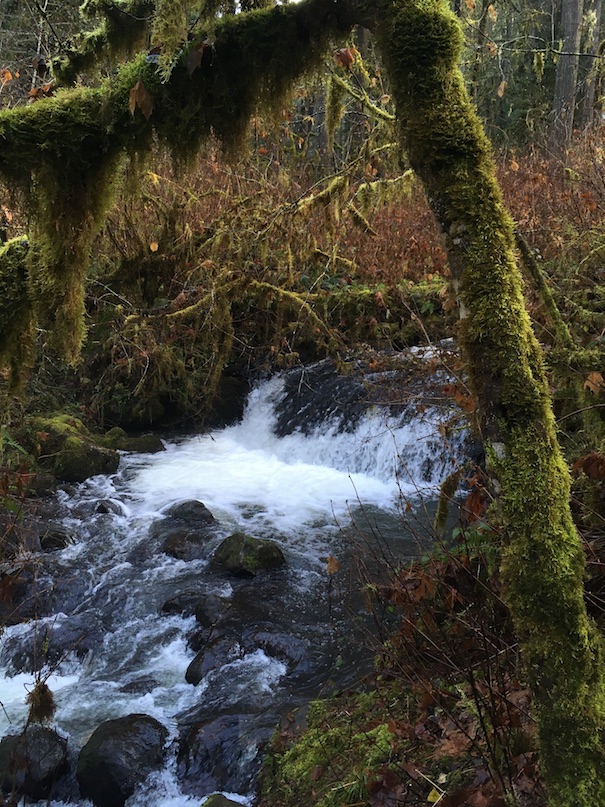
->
(368, 0), (605, 804)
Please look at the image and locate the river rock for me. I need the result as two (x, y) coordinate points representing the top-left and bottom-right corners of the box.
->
(0, 724), (68, 800)
(1, 611), (104, 674)
(77, 714), (168, 807)
(203, 795), (243, 806)
(177, 713), (269, 796)
(185, 637), (236, 685)
(99, 427), (165, 453)
(162, 528), (215, 561)
(0, 563), (55, 626)
(39, 526), (74, 552)
(150, 500), (218, 560)
(164, 500), (216, 522)
(211, 532), (286, 577)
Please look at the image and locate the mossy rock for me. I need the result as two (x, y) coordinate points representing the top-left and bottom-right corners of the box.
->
(19, 413), (120, 483)
(203, 795), (242, 807)
(99, 427), (165, 453)
(211, 532), (286, 577)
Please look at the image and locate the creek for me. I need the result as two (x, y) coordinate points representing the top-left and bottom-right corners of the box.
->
(0, 355), (470, 806)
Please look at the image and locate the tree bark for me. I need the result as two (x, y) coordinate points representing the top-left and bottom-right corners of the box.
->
(368, 1), (605, 804)
(550, 0), (585, 154)
(581, 0), (604, 129)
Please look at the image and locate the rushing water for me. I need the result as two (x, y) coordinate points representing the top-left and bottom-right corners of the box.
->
(0, 364), (467, 806)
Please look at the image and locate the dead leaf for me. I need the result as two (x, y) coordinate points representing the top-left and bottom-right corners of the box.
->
(464, 0), (476, 10)
(510, 158), (520, 171)
(486, 42), (498, 57)
(149, 241), (159, 252)
(326, 555), (340, 575)
(129, 79), (154, 120)
(487, 4), (498, 21)
(584, 371), (605, 394)
(333, 47), (355, 70)
(572, 452), (605, 480)
(496, 80), (507, 97)
(185, 40), (208, 76)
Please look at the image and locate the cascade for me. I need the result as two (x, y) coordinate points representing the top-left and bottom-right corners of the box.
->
(0, 357), (471, 806)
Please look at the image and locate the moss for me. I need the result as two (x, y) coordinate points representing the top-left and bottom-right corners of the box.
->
(0, 0), (357, 368)
(211, 531), (286, 576)
(373, 0), (605, 803)
(261, 687), (410, 807)
(19, 413), (120, 483)
(0, 237), (35, 387)
(53, 0), (155, 85)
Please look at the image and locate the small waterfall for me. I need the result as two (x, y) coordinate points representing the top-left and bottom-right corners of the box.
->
(0, 359), (470, 807)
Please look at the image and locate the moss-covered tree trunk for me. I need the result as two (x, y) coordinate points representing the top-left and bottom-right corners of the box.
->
(1, 0), (604, 801)
(368, 0), (605, 803)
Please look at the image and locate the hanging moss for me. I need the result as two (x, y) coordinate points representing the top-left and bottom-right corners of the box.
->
(0, 0), (358, 371)
(53, 0), (155, 85)
(0, 237), (35, 387)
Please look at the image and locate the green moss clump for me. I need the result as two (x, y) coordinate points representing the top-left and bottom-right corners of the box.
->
(54, 0), (155, 85)
(18, 413), (120, 483)
(0, 237), (35, 386)
(261, 688), (407, 807)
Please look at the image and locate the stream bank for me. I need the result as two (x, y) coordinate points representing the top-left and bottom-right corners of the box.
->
(0, 350), (473, 806)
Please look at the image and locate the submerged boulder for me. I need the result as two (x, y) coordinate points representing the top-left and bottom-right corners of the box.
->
(211, 532), (286, 577)
(0, 724), (68, 800)
(76, 714), (168, 807)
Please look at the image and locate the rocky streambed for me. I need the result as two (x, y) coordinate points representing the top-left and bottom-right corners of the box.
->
(0, 353), (472, 806)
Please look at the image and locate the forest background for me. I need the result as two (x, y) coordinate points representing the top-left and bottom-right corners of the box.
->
(0, 1), (605, 807)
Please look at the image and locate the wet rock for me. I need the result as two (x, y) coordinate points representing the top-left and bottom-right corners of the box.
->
(204, 795), (243, 807)
(162, 528), (214, 561)
(161, 590), (205, 617)
(95, 499), (123, 515)
(243, 629), (309, 670)
(194, 593), (232, 627)
(185, 637), (236, 685)
(77, 714), (168, 807)
(161, 590), (230, 625)
(39, 527), (74, 552)
(0, 611), (104, 674)
(0, 724), (68, 800)
(177, 713), (270, 796)
(0, 563), (55, 626)
(164, 500), (215, 523)
(150, 500), (218, 560)
(99, 428), (165, 454)
(119, 676), (159, 695)
(211, 532), (286, 577)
